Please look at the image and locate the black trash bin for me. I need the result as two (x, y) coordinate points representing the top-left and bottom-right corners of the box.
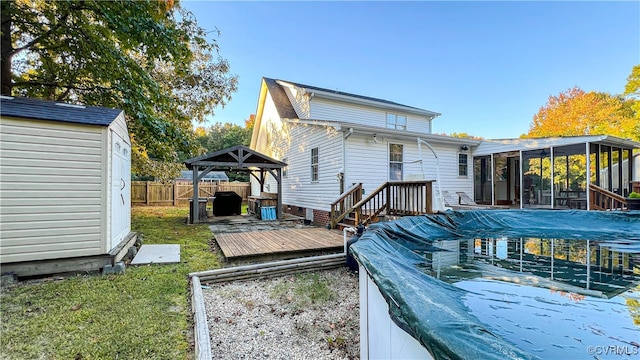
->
(213, 191), (242, 216)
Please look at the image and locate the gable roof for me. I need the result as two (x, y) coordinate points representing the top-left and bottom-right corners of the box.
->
(0, 96), (123, 126)
(264, 77), (440, 118)
(184, 145), (287, 170)
(263, 78), (298, 119)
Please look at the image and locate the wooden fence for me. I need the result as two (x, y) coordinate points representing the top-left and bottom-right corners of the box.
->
(131, 181), (251, 206)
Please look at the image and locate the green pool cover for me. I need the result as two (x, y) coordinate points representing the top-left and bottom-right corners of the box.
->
(350, 209), (640, 360)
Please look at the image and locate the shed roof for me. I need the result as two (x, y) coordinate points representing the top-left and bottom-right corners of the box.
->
(0, 96), (123, 126)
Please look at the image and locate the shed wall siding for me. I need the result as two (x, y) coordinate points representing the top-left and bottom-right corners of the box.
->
(0, 117), (105, 263)
(309, 97), (432, 134)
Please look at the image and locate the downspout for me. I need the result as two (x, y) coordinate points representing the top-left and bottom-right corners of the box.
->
(417, 138), (445, 211)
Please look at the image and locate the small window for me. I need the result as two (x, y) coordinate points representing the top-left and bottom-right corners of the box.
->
(386, 113), (407, 130)
(311, 148), (319, 182)
(282, 158), (288, 177)
(458, 153), (468, 177)
(389, 144), (403, 180)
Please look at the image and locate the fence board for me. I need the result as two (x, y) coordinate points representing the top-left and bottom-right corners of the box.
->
(131, 181), (250, 206)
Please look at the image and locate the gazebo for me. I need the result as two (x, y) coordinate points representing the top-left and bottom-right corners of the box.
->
(184, 145), (287, 223)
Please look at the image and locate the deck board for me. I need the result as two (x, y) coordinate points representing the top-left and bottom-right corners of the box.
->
(215, 228), (344, 259)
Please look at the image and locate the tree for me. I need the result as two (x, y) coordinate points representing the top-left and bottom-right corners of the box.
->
(448, 132), (483, 139)
(526, 86), (638, 142)
(1, 0), (237, 180)
(196, 115), (255, 181)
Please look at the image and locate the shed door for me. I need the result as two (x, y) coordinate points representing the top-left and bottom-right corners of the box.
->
(110, 134), (131, 251)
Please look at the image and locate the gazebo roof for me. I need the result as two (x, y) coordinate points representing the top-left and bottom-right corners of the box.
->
(184, 145), (286, 170)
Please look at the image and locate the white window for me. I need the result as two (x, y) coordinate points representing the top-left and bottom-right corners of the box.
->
(459, 153), (468, 177)
(389, 144), (403, 180)
(386, 113), (407, 130)
(311, 148), (318, 182)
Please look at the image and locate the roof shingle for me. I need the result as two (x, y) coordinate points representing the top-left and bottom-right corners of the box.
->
(0, 96), (123, 126)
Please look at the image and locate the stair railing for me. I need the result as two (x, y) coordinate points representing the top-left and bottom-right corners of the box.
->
(330, 180), (433, 228)
(329, 183), (362, 229)
(589, 184), (627, 211)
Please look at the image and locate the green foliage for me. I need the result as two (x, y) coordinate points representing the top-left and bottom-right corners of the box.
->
(0, 206), (221, 359)
(196, 116), (254, 181)
(448, 132), (483, 140)
(628, 191), (640, 199)
(1, 0), (237, 181)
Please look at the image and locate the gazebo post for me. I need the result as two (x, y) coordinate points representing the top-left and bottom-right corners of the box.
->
(192, 166), (200, 223)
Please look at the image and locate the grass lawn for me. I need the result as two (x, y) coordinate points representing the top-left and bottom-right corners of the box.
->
(0, 206), (221, 360)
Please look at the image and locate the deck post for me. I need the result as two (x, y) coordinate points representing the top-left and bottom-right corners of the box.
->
(277, 168), (283, 219)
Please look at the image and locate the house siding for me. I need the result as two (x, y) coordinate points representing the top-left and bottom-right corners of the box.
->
(344, 134), (473, 200)
(279, 123), (343, 212)
(310, 97), (431, 134)
(0, 117), (105, 263)
(250, 91), (284, 195)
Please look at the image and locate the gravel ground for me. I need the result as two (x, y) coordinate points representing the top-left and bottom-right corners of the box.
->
(202, 267), (360, 359)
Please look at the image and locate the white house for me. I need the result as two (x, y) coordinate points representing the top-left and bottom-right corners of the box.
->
(250, 78), (640, 225)
(250, 78), (480, 226)
(0, 96), (135, 277)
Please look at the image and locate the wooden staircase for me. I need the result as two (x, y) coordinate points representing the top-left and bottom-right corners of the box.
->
(589, 183), (628, 211)
(329, 180), (434, 229)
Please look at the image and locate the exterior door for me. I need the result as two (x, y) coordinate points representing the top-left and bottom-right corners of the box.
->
(110, 133), (131, 251)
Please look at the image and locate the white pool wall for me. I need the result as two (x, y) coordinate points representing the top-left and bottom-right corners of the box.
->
(359, 265), (435, 360)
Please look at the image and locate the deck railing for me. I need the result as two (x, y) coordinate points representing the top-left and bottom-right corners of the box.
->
(329, 183), (363, 229)
(330, 180), (433, 228)
(589, 183), (627, 211)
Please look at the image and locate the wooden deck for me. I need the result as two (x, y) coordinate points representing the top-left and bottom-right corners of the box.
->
(215, 228), (344, 262)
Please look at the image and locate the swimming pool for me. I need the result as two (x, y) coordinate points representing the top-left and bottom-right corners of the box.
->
(351, 210), (640, 360)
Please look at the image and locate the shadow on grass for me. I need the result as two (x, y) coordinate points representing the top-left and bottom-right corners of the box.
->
(0, 206), (222, 359)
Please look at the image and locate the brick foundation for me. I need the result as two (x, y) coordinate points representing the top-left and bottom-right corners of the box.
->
(283, 204), (330, 227)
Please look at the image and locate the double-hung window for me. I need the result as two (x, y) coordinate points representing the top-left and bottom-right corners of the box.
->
(458, 153), (468, 177)
(311, 148), (319, 182)
(386, 113), (407, 130)
(389, 144), (403, 180)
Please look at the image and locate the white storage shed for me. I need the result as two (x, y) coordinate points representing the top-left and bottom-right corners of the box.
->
(0, 96), (135, 277)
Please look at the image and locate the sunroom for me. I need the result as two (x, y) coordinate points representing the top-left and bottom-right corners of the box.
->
(471, 135), (640, 210)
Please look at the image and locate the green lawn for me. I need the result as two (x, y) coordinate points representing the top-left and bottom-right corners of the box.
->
(0, 206), (221, 360)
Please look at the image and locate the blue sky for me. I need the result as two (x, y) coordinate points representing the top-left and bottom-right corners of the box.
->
(182, 1), (639, 139)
